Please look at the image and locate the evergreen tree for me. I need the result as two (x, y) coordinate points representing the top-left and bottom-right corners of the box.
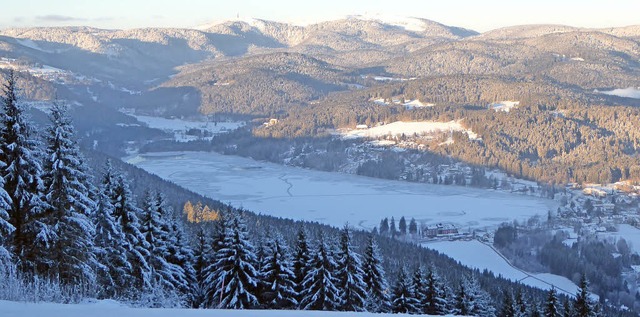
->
(391, 267), (419, 314)
(259, 233), (297, 309)
(93, 179), (130, 298)
(362, 235), (390, 313)
(42, 102), (97, 286)
(139, 191), (180, 294)
(191, 227), (211, 308)
(515, 289), (529, 317)
(425, 268), (448, 315)
(454, 279), (471, 316)
(379, 218), (389, 236)
(500, 291), (516, 317)
(544, 288), (559, 317)
(399, 216), (407, 236)
(389, 217), (397, 238)
(530, 302), (542, 317)
(0, 70), (48, 274)
(204, 212), (259, 309)
(103, 162), (151, 295)
(292, 227), (311, 307)
(408, 218), (418, 237)
(574, 275), (595, 317)
(300, 232), (340, 311)
(335, 225), (367, 312)
(411, 266), (427, 313)
(455, 276), (496, 317)
(562, 300), (572, 317)
(164, 214), (196, 305)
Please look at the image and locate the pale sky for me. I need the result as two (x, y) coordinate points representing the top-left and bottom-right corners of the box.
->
(2, 0), (639, 32)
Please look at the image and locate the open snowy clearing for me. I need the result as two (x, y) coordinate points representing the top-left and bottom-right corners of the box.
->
(599, 224), (640, 255)
(132, 115), (244, 142)
(0, 300), (459, 317)
(424, 240), (579, 297)
(596, 87), (640, 99)
(341, 121), (478, 140)
(491, 101), (519, 112)
(128, 151), (556, 231)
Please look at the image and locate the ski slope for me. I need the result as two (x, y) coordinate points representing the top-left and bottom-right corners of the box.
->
(0, 300), (460, 317)
(128, 151), (556, 231)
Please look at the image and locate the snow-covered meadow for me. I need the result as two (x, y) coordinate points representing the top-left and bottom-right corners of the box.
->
(0, 300), (459, 317)
(132, 115), (244, 142)
(597, 87), (640, 99)
(128, 151), (556, 231)
(341, 121), (478, 140)
(424, 240), (579, 297)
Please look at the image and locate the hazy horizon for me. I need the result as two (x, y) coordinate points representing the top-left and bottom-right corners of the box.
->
(3, 0), (639, 32)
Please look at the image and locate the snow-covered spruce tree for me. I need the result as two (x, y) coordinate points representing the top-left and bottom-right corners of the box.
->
(140, 191), (179, 295)
(102, 162), (151, 295)
(259, 233), (297, 309)
(300, 232), (340, 311)
(42, 102), (97, 286)
(191, 227), (211, 308)
(391, 266), (419, 314)
(292, 227), (311, 308)
(335, 225), (366, 312)
(574, 275), (596, 317)
(454, 279), (471, 316)
(462, 275), (496, 317)
(93, 186), (131, 298)
(424, 268), (448, 315)
(411, 266), (427, 313)
(0, 70), (48, 275)
(204, 211), (259, 309)
(164, 212), (196, 305)
(544, 288), (559, 317)
(500, 291), (516, 317)
(514, 289), (529, 317)
(361, 235), (390, 313)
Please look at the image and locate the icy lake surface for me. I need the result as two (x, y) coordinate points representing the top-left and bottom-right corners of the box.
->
(128, 151), (556, 231)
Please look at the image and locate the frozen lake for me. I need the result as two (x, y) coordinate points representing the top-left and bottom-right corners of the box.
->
(128, 151), (556, 231)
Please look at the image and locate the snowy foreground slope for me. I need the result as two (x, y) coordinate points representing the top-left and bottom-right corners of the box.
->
(0, 300), (462, 317)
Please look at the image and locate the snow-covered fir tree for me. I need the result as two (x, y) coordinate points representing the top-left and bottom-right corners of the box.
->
(515, 289), (528, 317)
(574, 275), (596, 317)
(424, 268), (448, 315)
(391, 267), (419, 314)
(455, 275), (496, 317)
(102, 162), (151, 295)
(335, 225), (367, 312)
(93, 186), (130, 298)
(191, 227), (211, 308)
(300, 232), (340, 311)
(411, 266), (427, 313)
(292, 227), (311, 307)
(140, 191), (180, 294)
(259, 233), (297, 309)
(544, 288), (559, 317)
(0, 70), (48, 274)
(42, 102), (97, 286)
(362, 235), (390, 313)
(501, 291), (516, 317)
(164, 212), (196, 305)
(204, 211), (259, 309)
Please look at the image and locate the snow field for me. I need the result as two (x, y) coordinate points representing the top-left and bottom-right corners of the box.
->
(0, 300), (462, 317)
(424, 240), (579, 297)
(132, 115), (244, 142)
(597, 87), (640, 99)
(341, 121), (478, 140)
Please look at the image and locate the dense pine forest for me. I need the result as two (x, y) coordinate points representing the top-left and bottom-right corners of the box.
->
(0, 71), (630, 316)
